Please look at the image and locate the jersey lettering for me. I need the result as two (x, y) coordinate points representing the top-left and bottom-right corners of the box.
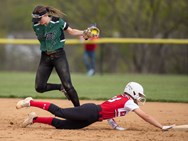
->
(108, 96), (121, 102)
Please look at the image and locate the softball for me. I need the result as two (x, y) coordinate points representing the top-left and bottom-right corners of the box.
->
(91, 29), (98, 35)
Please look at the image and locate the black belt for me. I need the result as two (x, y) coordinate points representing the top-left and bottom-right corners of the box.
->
(43, 48), (63, 55)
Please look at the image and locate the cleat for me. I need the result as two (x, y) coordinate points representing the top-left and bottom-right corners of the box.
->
(22, 112), (37, 128)
(87, 69), (95, 76)
(16, 97), (33, 109)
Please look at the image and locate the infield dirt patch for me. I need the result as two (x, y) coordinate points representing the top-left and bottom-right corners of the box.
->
(0, 98), (188, 141)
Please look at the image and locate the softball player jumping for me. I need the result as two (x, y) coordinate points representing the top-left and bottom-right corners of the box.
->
(16, 82), (173, 131)
(31, 5), (99, 107)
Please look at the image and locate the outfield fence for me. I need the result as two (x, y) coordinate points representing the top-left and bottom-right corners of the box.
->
(0, 38), (188, 45)
(0, 38), (187, 74)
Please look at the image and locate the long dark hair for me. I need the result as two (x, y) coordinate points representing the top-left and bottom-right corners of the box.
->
(32, 5), (66, 18)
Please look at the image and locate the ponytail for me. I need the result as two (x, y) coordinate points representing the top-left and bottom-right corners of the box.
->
(45, 6), (66, 18)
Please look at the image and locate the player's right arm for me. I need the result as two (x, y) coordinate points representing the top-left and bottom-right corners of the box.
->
(134, 108), (163, 129)
(134, 108), (174, 131)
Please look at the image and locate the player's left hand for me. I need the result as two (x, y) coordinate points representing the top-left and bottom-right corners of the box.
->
(114, 126), (126, 131)
(107, 118), (126, 131)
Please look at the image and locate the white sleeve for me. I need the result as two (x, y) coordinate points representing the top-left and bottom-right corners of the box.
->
(124, 100), (139, 111)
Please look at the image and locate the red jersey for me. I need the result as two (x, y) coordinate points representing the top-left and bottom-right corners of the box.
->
(85, 43), (97, 51)
(84, 38), (97, 51)
(99, 94), (139, 120)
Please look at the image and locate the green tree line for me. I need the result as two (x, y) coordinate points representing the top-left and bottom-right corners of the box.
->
(0, 0), (188, 74)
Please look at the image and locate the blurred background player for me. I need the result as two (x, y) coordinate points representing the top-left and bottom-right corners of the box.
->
(16, 82), (173, 131)
(80, 36), (98, 76)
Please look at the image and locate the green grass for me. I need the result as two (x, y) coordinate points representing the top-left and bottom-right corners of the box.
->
(0, 72), (187, 103)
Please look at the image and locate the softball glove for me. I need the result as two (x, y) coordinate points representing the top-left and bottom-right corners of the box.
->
(83, 26), (100, 40)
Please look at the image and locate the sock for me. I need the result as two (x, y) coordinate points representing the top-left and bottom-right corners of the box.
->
(30, 100), (51, 110)
(33, 117), (53, 125)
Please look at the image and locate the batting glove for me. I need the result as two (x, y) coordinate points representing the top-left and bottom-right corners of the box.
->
(107, 119), (126, 131)
(162, 124), (175, 131)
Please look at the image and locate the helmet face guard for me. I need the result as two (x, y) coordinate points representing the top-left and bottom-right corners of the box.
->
(137, 94), (146, 106)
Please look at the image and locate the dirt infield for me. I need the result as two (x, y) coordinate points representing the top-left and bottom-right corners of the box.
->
(0, 98), (188, 141)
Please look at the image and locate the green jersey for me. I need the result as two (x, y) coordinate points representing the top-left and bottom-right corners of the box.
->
(32, 17), (68, 52)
